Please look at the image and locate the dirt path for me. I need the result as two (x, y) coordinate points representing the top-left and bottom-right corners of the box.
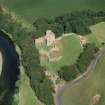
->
(54, 47), (105, 105)
(0, 52), (3, 75)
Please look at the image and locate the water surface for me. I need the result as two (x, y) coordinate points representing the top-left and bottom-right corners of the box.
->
(0, 30), (19, 105)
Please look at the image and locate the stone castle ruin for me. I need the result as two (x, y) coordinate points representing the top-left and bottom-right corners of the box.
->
(35, 30), (62, 62)
(45, 30), (55, 47)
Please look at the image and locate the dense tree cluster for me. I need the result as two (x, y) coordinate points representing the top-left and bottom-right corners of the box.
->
(76, 43), (99, 73)
(34, 10), (105, 37)
(58, 65), (79, 81)
(0, 7), (54, 105)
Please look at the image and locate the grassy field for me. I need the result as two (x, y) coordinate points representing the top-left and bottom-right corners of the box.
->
(62, 51), (105, 105)
(86, 22), (105, 47)
(41, 34), (82, 73)
(17, 66), (43, 105)
(1, 0), (105, 22)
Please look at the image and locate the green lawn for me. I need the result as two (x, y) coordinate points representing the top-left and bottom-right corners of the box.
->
(41, 34), (82, 73)
(62, 51), (105, 105)
(86, 22), (105, 47)
(1, 0), (105, 22)
(18, 66), (43, 105)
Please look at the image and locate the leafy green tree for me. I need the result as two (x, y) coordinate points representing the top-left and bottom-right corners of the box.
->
(58, 65), (79, 81)
(51, 23), (64, 37)
(64, 22), (72, 33)
(76, 43), (99, 73)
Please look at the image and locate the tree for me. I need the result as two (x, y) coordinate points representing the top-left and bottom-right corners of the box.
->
(64, 22), (72, 33)
(58, 65), (79, 81)
(76, 43), (99, 73)
(51, 23), (64, 37)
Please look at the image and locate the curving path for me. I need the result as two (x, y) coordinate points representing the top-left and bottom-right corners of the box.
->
(54, 47), (105, 105)
(0, 51), (3, 75)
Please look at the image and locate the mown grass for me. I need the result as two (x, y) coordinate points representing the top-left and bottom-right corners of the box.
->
(1, 0), (105, 22)
(86, 22), (105, 47)
(41, 34), (82, 73)
(62, 50), (105, 105)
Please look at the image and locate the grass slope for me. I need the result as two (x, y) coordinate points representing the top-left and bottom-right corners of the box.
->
(1, 0), (105, 21)
(41, 34), (82, 73)
(62, 50), (105, 105)
(18, 66), (43, 105)
(86, 22), (105, 47)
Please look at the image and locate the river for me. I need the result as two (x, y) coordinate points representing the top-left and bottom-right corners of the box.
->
(0, 30), (20, 105)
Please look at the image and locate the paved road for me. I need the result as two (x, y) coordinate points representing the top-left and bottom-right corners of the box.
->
(54, 47), (105, 105)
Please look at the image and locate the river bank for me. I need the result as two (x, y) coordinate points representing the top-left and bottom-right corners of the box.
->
(0, 51), (3, 75)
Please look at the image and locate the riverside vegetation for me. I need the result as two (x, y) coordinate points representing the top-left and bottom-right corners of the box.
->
(0, 7), (54, 105)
